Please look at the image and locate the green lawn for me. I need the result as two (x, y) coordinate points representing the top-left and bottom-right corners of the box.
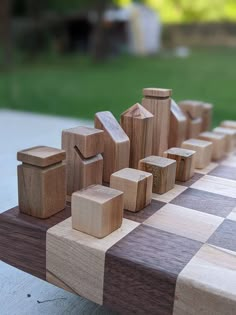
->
(1, 47), (236, 126)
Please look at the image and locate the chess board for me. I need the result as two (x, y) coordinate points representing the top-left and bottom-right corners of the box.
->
(1, 153), (236, 314)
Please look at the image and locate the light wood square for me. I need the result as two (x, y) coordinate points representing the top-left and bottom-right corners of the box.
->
(152, 185), (187, 203)
(174, 244), (236, 315)
(191, 175), (236, 198)
(46, 217), (139, 305)
(144, 204), (223, 242)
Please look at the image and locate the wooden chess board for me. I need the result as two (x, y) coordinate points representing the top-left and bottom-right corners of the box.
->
(1, 153), (236, 314)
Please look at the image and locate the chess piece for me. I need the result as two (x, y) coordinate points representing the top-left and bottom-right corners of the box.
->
(94, 111), (130, 183)
(213, 127), (235, 153)
(169, 99), (187, 147)
(110, 168), (153, 212)
(220, 120), (236, 130)
(62, 126), (104, 200)
(72, 185), (124, 238)
(17, 146), (66, 218)
(178, 100), (203, 138)
(202, 103), (213, 131)
(142, 88), (172, 155)
(181, 139), (213, 169)
(138, 156), (176, 194)
(120, 103), (153, 169)
(164, 147), (196, 182)
(198, 132), (226, 161)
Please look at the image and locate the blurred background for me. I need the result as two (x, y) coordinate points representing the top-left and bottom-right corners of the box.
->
(1, 0), (236, 125)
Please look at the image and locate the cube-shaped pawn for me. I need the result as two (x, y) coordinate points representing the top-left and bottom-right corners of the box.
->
(220, 120), (236, 130)
(17, 146), (66, 218)
(72, 185), (124, 238)
(110, 168), (153, 212)
(213, 127), (236, 152)
(138, 156), (176, 194)
(164, 148), (196, 182)
(198, 132), (226, 161)
(181, 139), (213, 169)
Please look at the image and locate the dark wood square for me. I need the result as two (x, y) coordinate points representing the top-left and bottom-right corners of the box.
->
(209, 165), (236, 181)
(171, 188), (236, 217)
(124, 200), (166, 223)
(208, 219), (236, 252)
(103, 224), (202, 315)
(176, 173), (204, 187)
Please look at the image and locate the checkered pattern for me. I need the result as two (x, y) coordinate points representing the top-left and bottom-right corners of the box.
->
(47, 153), (236, 315)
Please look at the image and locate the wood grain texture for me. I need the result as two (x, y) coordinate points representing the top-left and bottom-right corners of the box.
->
(174, 244), (236, 315)
(164, 147), (196, 182)
(169, 99), (187, 148)
(120, 103), (153, 168)
(221, 120), (236, 130)
(17, 146), (66, 167)
(209, 165), (236, 181)
(94, 111), (130, 183)
(46, 217), (139, 305)
(110, 168), (153, 212)
(139, 156), (176, 194)
(144, 203), (223, 242)
(123, 199), (166, 223)
(191, 175), (236, 198)
(143, 88), (172, 98)
(72, 185), (124, 238)
(213, 126), (235, 152)
(18, 162), (66, 219)
(62, 126), (104, 158)
(198, 131), (226, 161)
(0, 205), (71, 280)
(171, 187), (236, 217)
(181, 138), (213, 169)
(62, 127), (104, 197)
(142, 88), (171, 155)
(202, 103), (213, 131)
(178, 100), (203, 119)
(103, 224), (202, 315)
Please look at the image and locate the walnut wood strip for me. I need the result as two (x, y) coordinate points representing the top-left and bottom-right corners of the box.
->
(0, 206), (71, 280)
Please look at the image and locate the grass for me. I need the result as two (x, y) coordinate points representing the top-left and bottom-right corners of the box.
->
(1, 47), (236, 126)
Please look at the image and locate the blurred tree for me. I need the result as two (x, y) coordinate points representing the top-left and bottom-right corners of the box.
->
(0, 0), (12, 70)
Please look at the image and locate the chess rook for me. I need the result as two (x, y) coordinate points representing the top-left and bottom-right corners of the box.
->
(62, 126), (104, 199)
(95, 111), (130, 183)
(120, 103), (153, 169)
(164, 147), (196, 182)
(72, 185), (124, 238)
(142, 88), (172, 155)
(169, 99), (187, 148)
(138, 156), (176, 194)
(17, 146), (66, 218)
(181, 139), (213, 169)
(110, 168), (153, 212)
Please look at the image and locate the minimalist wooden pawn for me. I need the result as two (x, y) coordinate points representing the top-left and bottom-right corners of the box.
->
(181, 139), (213, 169)
(164, 148), (196, 182)
(220, 120), (236, 130)
(17, 146), (66, 218)
(62, 126), (104, 200)
(110, 168), (153, 212)
(198, 132), (226, 161)
(213, 127), (235, 152)
(138, 156), (176, 194)
(178, 100), (203, 138)
(72, 185), (124, 238)
(120, 103), (153, 169)
(169, 99), (187, 148)
(95, 111), (130, 183)
(202, 103), (213, 131)
(142, 88), (172, 155)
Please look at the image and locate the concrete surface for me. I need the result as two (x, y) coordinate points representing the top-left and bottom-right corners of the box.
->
(0, 110), (115, 315)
